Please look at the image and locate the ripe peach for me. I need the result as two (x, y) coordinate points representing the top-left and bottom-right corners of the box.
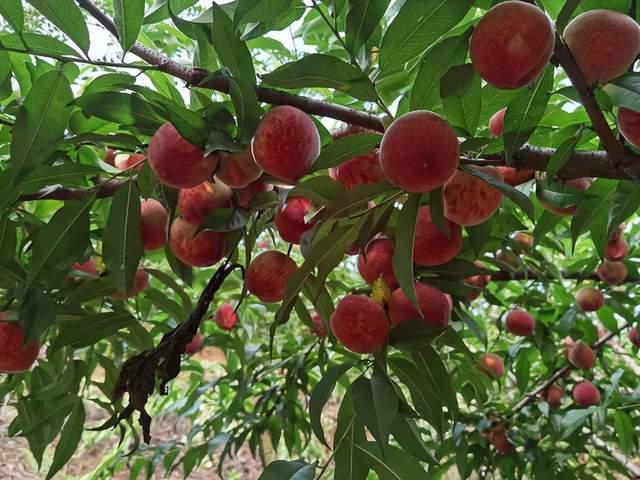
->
(140, 199), (168, 251)
(465, 262), (491, 301)
(444, 166), (503, 226)
(215, 303), (238, 331)
(609, 223), (625, 242)
(629, 327), (640, 347)
(575, 287), (604, 312)
(470, 1), (555, 89)
(489, 108), (507, 137)
(597, 260), (627, 285)
(149, 123), (218, 189)
(444, 294), (453, 312)
(414, 206), (462, 266)
(330, 295), (389, 354)
(329, 125), (386, 191)
(246, 251), (298, 303)
(379, 111), (459, 193)
(514, 232), (533, 250)
(178, 181), (232, 226)
(505, 309), (536, 336)
(215, 149), (263, 188)
(573, 381), (600, 407)
(357, 238), (399, 290)
(497, 167), (534, 187)
(604, 237), (628, 261)
(568, 341), (595, 370)
(104, 148), (116, 166)
(0, 317), (39, 373)
(235, 180), (274, 209)
(540, 177), (592, 216)
(542, 384), (564, 408)
(275, 197), (315, 244)
(388, 282), (450, 327)
(310, 312), (327, 338)
(252, 106), (320, 183)
(169, 217), (226, 267)
(488, 425), (514, 455)
(478, 353), (504, 379)
(565, 10), (640, 85)
(72, 258), (97, 277)
(112, 267), (149, 299)
(618, 107), (640, 148)
(115, 153), (145, 171)
(185, 334), (203, 355)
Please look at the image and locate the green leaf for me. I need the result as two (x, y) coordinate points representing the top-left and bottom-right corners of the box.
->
(355, 443), (429, 479)
(514, 349), (531, 393)
(602, 73), (640, 110)
(389, 320), (447, 351)
(229, 77), (260, 143)
(75, 92), (163, 133)
(412, 345), (458, 416)
(27, 197), (93, 285)
(52, 311), (137, 351)
(235, 0), (294, 26)
(0, 0), (24, 32)
(84, 72), (136, 94)
(613, 410), (634, 454)
(102, 177), (144, 295)
(212, 4), (256, 83)
(313, 132), (382, 171)
(560, 408), (595, 439)
(345, 0), (390, 55)
(0, 32), (81, 57)
(19, 289), (56, 344)
(571, 179), (616, 249)
(608, 181), (640, 236)
(440, 64), (482, 136)
(392, 193), (422, 310)
(391, 416), (438, 464)
(45, 399), (85, 480)
(379, 0), (474, 72)
(146, 267), (193, 311)
(196, 208), (250, 233)
(113, 0), (145, 52)
(546, 127), (581, 178)
(0, 51), (10, 87)
(258, 460), (315, 480)
(321, 183), (398, 217)
(262, 54), (379, 101)
(18, 164), (102, 194)
(334, 389), (369, 480)
(26, 0), (90, 53)
(555, 0), (581, 33)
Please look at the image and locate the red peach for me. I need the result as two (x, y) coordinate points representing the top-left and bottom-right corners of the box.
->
(488, 425), (514, 455)
(565, 10), (640, 85)
(444, 294), (453, 312)
(329, 152), (386, 191)
(115, 153), (145, 172)
(310, 312), (327, 338)
(104, 148), (116, 166)
(0, 316), (39, 374)
(379, 111), (459, 193)
(178, 181), (232, 226)
(505, 309), (536, 336)
(489, 108), (506, 137)
(478, 353), (504, 379)
(568, 341), (596, 370)
(575, 287), (604, 312)
(496, 249), (519, 268)
(597, 260), (628, 285)
(112, 267), (149, 299)
(541, 177), (592, 216)
(215, 149), (263, 188)
(514, 232), (533, 250)
(149, 123), (218, 189)
(252, 106), (320, 183)
(185, 334), (203, 355)
(357, 238), (399, 290)
(246, 251), (298, 303)
(618, 107), (640, 148)
(573, 381), (600, 407)
(235, 180), (274, 209)
(497, 167), (535, 187)
(275, 197), (315, 244)
(330, 295), (389, 354)
(609, 223), (625, 242)
(629, 327), (640, 347)
(413, 206), (462, 267)
(169, 217), (226, 267)
(140, 199), (168, 251)
(444, 166), (503, 226)
(465, 262), (491, 301)
(471, 1), (554, 89)
(543, 384), (565, 408)
(604, 237), (628, 261)
(72, 258), (97, 277)
(388, 282), (450, 327)
(215, 303), (238, 331)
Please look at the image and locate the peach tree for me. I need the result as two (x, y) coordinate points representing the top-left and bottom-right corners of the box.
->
(1, 0), (640, 479)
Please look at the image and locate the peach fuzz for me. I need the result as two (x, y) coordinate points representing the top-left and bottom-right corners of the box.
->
(357, 238), (399, 290)
(246, 251), (298, 303)
(597, 260), (627, 285)
(140, 199), (168, 251)
(478, 353), (504, 379)
(169, 217), (226, 267)
(413, 206), (462, 267)
(310, 312), (328, 338)
(604, 237), (628, 261)
(575, 287), (604, 312)
(540, 177), (592, 216)
(215, 149), (263, 188)
(275, 197), (315, 244)
(185, 334), (204, 355)
(149, 123), (218, 189)
(470, 1), (555, 89)
(215, 303), (238, 331)
(330, 295), (389, 354)
(112, 267), (149, 299)
(568, 341), (595, 370)
(497, 167), (534, 187)
(444, 166), (503, 226)
(629, 327), (640, 347)
(115, 153), (145, 172)
(573, 381), (600, 407)
(178, 181), (232, 226)
(0, 316), (39, 374)
(489, 108), (506, 137)
(252, 106), (320, 183)
(618, 107), (640, 148)
(505, 309), (536, 336)
(388, 282), (450, 327)
(379, 110), (459, 193)
(235, 180), (274, 209)
(565, 10), (640, 85)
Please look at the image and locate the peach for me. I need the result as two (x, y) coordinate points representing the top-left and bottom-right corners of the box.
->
(496, 249), (519, 268)
(604, 237), (628, 261)
(215, 148), (263, 188)
(618, 107), (640, 148)
(478, 353), (504, 379)
(72, 258), (97, 277)
(185, 334), (203, 355)
(542, 384), (564, 408)
(169, 217), (226, 267)
(330, 295), (389, 354)
(514, 232), (533, 250)
(246, 250), (298, 303)
(609, 223), (625, 242)
(115, 153), (145, 171)
(112, 267), (149, 299)
(215, 303), (238, 331)
(489, 108), (506, 137)
(575, 287), (604, 312)
(444, 294), (453, 312)
(178, 181), (232, 226)
(597, 260), (627, 285)
(252, 106), (320, 183)
(413, 206), (462, 266)
(149, 123), (218, 189)
(573, 381), (600, 407)
(235, 180), (274, 209)
(0, 317), (39, 373)
(140, 199), (168, 251)
(565, 10), (640, 85)
(488, 425), (514, 455)
(329, 125), (386, 190)
(104, 148), (116, 166)
(444, 166), (503, 226)
(465, 261), (491, 301)
(568, 341), (595, 370)
(310, 312), (327, 338)
(497, 167), (534, 187)
(388, 282), (450, 327)
(275, 197), (315, 244)
(357, 238), (399, 290)
(379, 111), (459, 193)
(629, 327), (640, 347)
(540, 177), (592, 216)
(470, 1), (555, 89)
(505, 309), (536, 336)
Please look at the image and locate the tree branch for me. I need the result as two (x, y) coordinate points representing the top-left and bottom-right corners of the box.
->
(17, 178), (129, 202)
